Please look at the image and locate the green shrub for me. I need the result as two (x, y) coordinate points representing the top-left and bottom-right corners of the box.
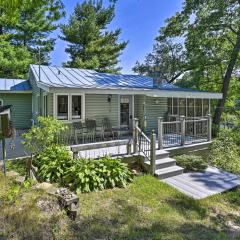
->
(64, 156), (133, 193)
(209, 130), (240, 174)
(6, 159), (27, 176)
(22, 116), (67, 155)
(175, 154), (208, 172)
(35, 145), (73, 183)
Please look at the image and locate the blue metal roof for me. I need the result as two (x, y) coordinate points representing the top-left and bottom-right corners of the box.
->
(0, 79), (31, 91)
(30, 65), (174, 89)
(30, 64), (207, 92)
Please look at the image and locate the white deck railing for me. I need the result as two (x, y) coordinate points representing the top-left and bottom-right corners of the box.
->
(158, 115), (212, 149)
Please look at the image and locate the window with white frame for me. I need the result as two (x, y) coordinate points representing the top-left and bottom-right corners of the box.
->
(72, 95), (82, 119)
(57, 95), (68, 120)
(0, 99), (3, 106)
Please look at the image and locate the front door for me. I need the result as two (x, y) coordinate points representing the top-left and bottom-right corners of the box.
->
(120, 95), (133, 130)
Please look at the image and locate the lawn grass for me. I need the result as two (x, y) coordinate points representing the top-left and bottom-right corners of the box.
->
(1, 174), (240, 239)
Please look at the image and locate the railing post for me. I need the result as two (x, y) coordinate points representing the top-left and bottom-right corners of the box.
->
(207, 114), (212, 141)
(133, 118), (139, 153)
(127, 140), (132, 155)
(158, 117), (163, 150)
(180, 115), (186, 146)
(150, 130), (156, 175)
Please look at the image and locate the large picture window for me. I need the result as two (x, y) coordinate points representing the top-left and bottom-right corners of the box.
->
(57, 95), (68, 120)
(72, 95), (82, 119)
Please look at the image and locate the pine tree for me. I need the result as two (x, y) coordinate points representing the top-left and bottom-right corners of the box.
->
(6, 0), (65, 64)
(61, 0), (128, 73)
(0, 0), (64, 77)
(0, 35), (33, 78)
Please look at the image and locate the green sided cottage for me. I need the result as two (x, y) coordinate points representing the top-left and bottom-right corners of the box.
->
(0, 64), (224, 180)
(0, 64), (222, 147)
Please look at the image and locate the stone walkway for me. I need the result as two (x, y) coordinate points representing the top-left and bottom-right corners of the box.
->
(163, 167), (240, 199)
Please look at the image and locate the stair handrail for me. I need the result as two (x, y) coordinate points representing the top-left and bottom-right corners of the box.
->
(133, 118), (156, 175)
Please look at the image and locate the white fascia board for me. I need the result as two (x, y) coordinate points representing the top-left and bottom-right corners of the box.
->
(0, 90), (32, 94)
(35, 82), (50, 92)
(48, 87), (223, 99)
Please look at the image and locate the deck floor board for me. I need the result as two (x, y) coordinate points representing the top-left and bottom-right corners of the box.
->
(163, 167), (240, 199)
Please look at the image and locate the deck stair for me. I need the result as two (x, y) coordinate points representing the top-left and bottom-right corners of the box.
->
(143, 150), (184, 179)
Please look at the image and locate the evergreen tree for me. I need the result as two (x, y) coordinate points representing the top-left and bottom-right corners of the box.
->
(4, 0), (65, 64)
(61, 0), (128, 73)
(0, 0), (64, 77)
(0, 35), (32, 78)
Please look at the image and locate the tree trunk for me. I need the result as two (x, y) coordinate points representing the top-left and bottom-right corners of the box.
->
(213, 32), (240, 125)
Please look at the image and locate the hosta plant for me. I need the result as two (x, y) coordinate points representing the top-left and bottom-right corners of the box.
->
(64, 156), (133, 193)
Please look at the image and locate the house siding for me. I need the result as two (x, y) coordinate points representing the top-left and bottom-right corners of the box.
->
(85, 94), (119, 126)
(0, 93), (32, 129)
(47, 93), (54, 116)
(29, 70), (41, 122)
(145, 97), (168, 133)
(134, 95), (145, 128)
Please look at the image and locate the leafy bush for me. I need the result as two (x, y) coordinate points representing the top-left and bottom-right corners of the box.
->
(209, 130), (240, 174)
(35, 145), (73, 183)
(22, 116), (67, 155)
(6, 159), (27, 176)
(64, 156), (133, 193)
(175, 154), (208, 172)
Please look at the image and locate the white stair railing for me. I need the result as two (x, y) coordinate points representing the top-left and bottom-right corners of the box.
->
(133, 118), (156, 174)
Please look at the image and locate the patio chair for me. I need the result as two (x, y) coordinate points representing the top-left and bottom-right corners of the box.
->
(102, 117), (115, 140)
(85, 119), (102, 142)
(58, 124), (73, 145)
(72, 121), (85, 144)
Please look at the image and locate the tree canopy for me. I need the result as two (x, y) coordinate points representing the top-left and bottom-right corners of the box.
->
(0, 0), (65, 78)
(61, 0), (128, 73)
(134, 0), (240, 125)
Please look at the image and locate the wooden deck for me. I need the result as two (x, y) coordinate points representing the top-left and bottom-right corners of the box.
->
(162, 167), (240, 199)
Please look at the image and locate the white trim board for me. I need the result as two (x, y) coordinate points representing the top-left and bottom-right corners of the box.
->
(53, 93), (85, 122)
(47, 87), (222, 99)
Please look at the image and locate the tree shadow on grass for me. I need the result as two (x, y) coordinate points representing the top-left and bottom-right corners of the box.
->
(164, 193), (207, 220)
(67, 196), (229, 240)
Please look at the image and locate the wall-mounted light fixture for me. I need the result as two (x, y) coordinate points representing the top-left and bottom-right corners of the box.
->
(107, 94), (112, 103)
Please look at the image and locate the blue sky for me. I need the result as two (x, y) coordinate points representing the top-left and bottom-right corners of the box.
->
(51, 0), (183, 74)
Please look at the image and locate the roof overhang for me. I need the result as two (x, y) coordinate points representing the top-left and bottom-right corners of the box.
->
(0, 90), (32, 94)
(47, 86), (222, 99)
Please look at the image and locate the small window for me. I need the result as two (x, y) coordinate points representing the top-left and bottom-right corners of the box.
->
(57, 95), (68, 120)
(167, 98), (172, 115)
(187, 99), (194, 117)
(203, 99), (209, 116)
(72, 95), (82, 119)
(172, 98), (178, 115)
(195, 99), (203, 117)
(179, 98), (186, 116)
(0, 99), (3, 106)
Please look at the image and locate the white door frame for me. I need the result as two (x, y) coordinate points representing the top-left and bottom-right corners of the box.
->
(118, 94), (134, 130)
